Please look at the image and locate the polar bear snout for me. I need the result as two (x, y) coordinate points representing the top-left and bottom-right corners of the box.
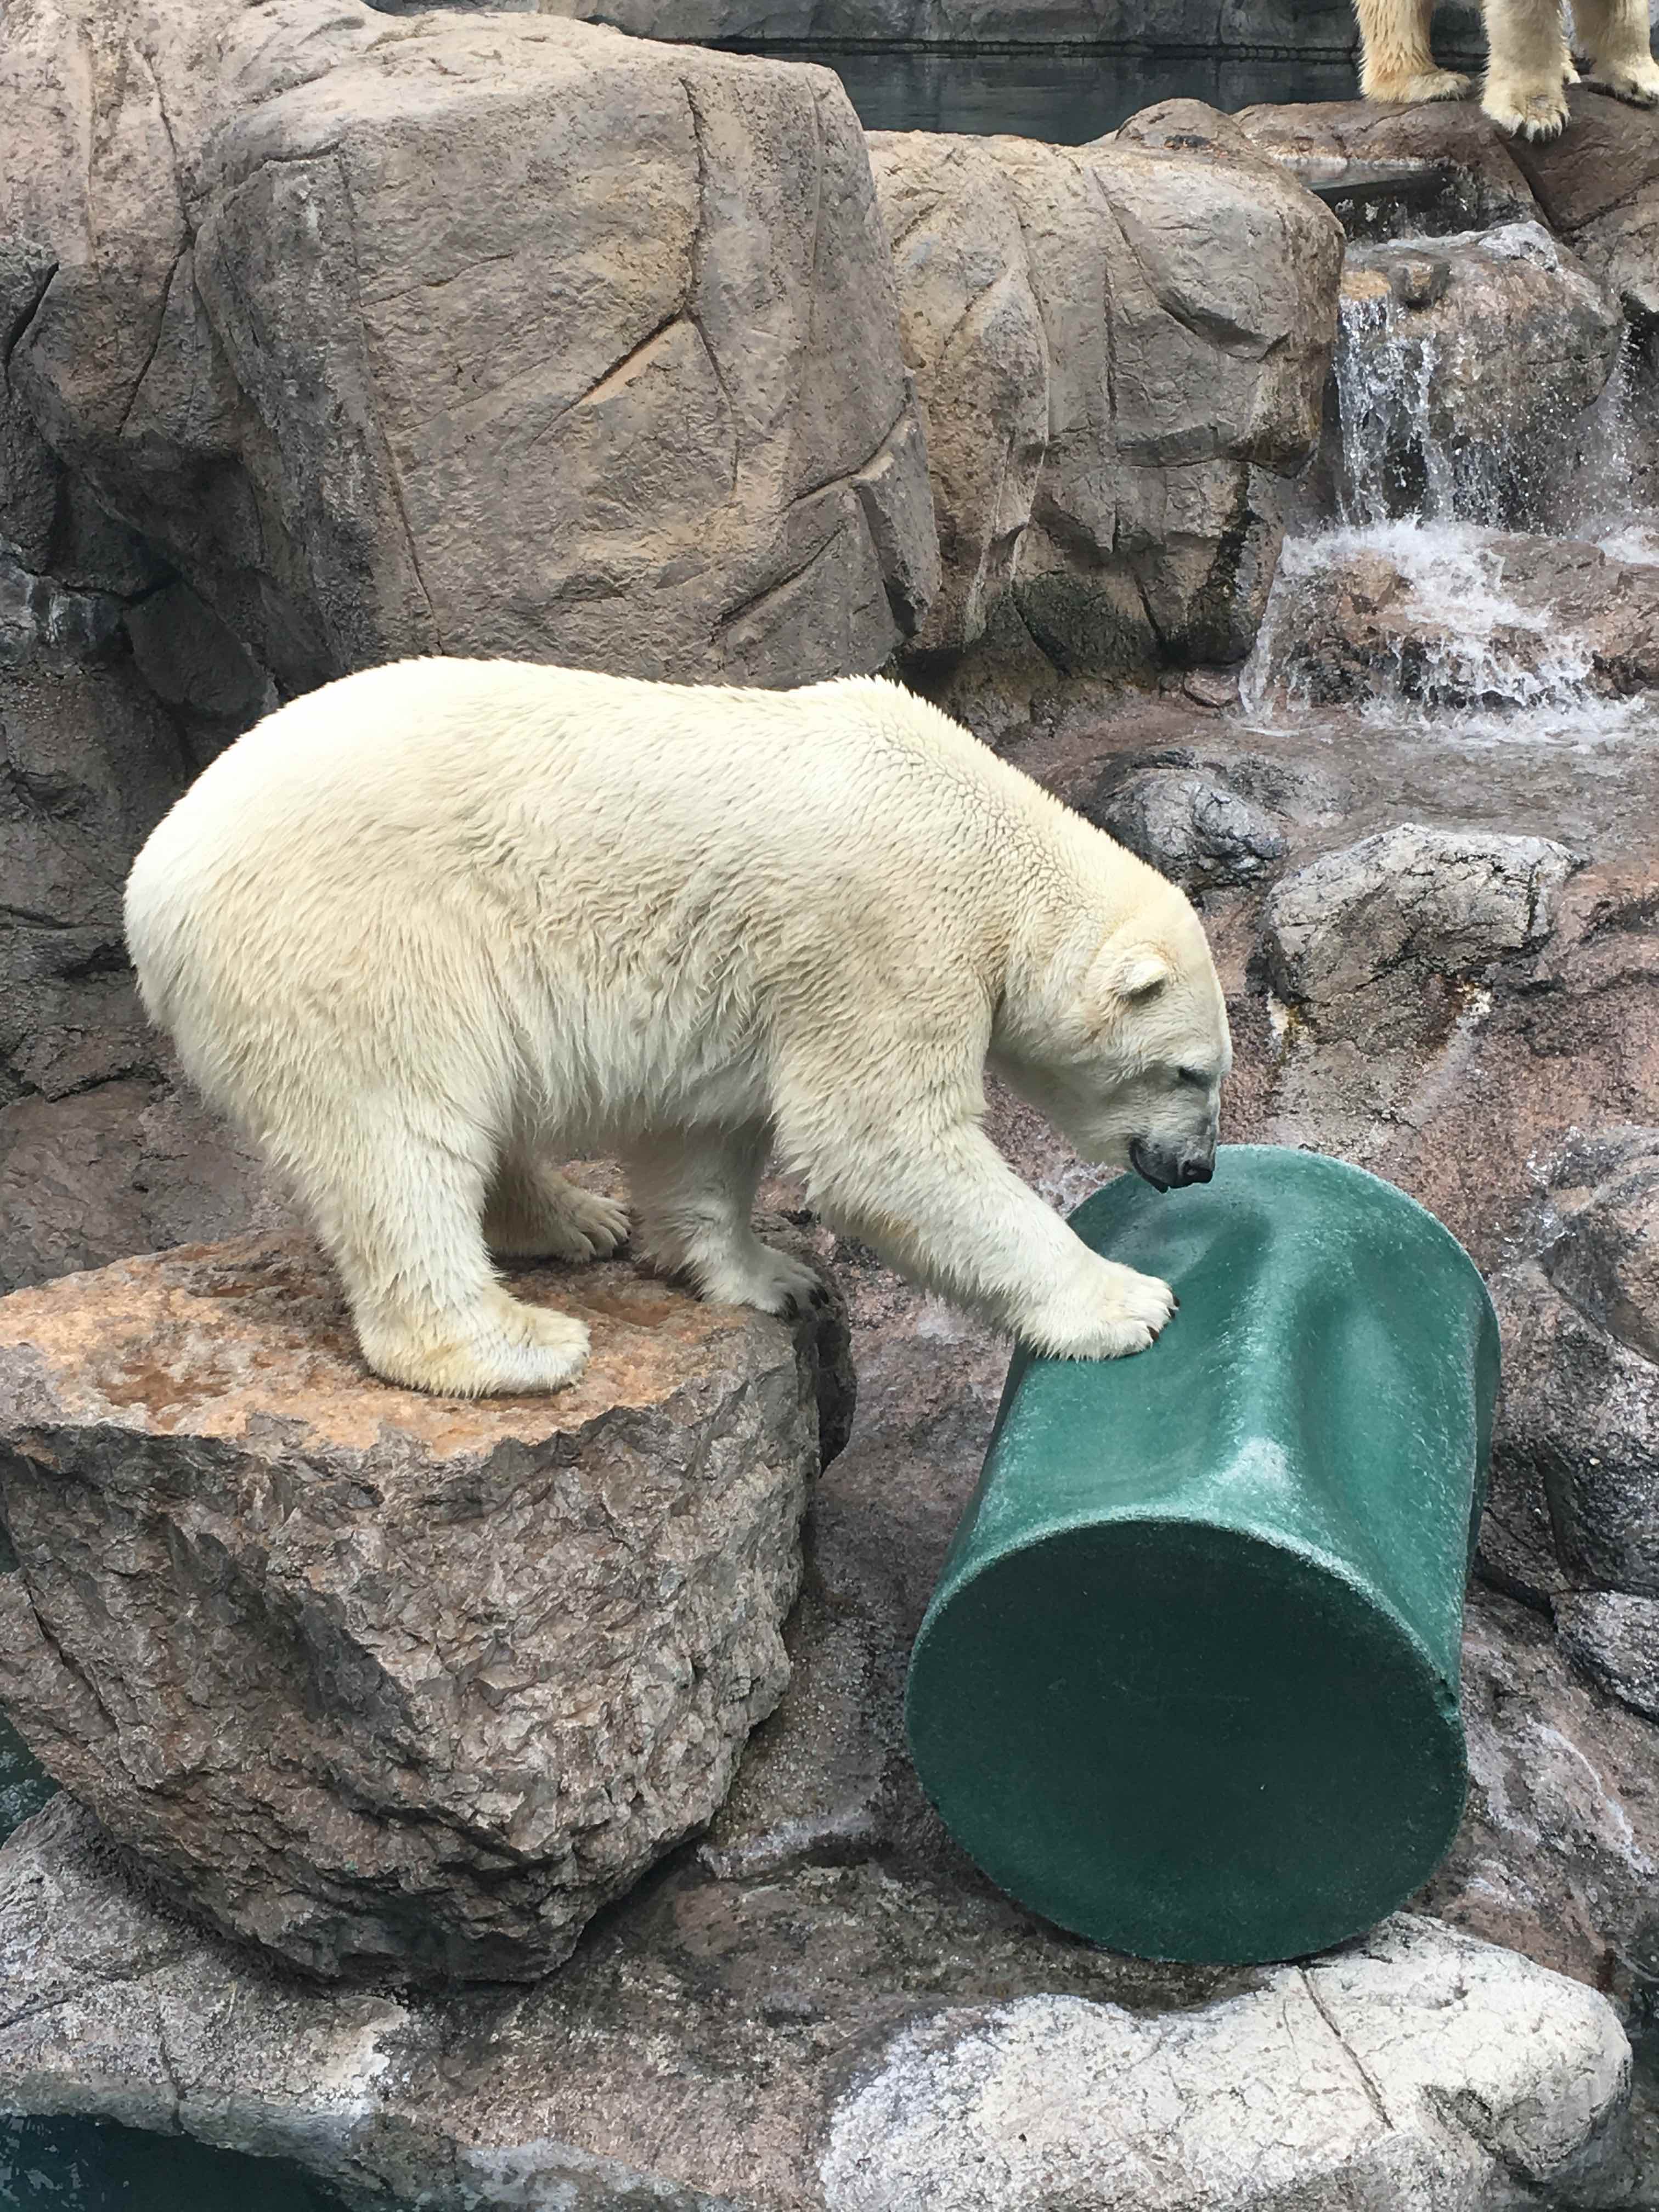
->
(1129, 1134), (1216, 1192)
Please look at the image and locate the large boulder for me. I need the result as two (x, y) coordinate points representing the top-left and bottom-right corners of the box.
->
(0, 1219), (853, 1985)
(1, 0), (936, 696)
(868, 103), (1344, 668)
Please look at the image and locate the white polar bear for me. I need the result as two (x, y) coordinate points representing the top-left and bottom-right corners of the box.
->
(126, 662), (1231, 1398)
(1355, 0), (1659, 139)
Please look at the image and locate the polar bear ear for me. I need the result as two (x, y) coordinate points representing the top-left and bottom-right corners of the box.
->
(1092, 942), (1174, 1010)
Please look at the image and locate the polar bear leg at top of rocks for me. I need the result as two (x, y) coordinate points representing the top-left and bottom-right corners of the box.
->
(1481, 0), (1576, 136)
(1570, 0), (1659, 104)
(1355, 0), (1473, 106)
(125, 661), (1229, 1397)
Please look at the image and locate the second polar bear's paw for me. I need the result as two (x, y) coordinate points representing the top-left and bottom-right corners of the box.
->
(1482, 73), (1572, 137)
(1365, 65), (1471, 103)
(691, 1239), (830, 1322)
(485, 1173), (631, 1262)
(1580, 53), (1659, 104)
(1021, 1260), (1178, 1363)
(360, 1291), (591, 1397)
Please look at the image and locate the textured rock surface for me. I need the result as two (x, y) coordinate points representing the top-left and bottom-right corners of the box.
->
(1487, 1133), (1659, 1604)
(870, 104), (1344, 667)
(1081, 759), (1288, 893)
(0, 1798), (1629, 2212)
(1261, 825), (1580, 1033)
(1555, 1592), (1659, 1722)
(1, 0), (935, 695)
(0, 1222), (851, 1985)
(820, 1917), (1626, 2212)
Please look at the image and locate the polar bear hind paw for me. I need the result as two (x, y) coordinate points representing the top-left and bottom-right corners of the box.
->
(484, 1171), (630, 1262)
(360, 1291), (590, 1397)
(689, 1240), (827, 1320)
(1366, 65), (1471, 101)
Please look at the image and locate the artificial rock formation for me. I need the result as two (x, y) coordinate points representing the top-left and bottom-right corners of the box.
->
(0, 1221), (853, 1984)
(0, 0), (936, 698)
(870, 103), (1345, 667)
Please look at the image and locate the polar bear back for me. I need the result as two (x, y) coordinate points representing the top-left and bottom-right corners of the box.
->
(125, 659), (1176, 1150)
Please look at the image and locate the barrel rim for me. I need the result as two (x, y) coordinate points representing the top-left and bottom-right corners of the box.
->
(905, 1511), (1471, 1962)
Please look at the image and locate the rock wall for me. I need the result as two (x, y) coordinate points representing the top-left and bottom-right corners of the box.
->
(870, 102), (1342, 669)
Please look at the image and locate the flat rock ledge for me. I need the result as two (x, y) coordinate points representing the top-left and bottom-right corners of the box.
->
(0, 1795), (1632, 2212)
(0, 1224), (851, 1987)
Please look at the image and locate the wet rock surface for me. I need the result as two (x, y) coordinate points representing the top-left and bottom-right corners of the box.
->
(1329, 224), (1623, 527)
(1250, 529), (1659, 714)
(0, 1221), (850, 1985)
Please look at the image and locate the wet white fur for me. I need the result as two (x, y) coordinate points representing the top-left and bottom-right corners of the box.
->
(1355, 0), (1658, 139)
(126, 661), (1231, 1397)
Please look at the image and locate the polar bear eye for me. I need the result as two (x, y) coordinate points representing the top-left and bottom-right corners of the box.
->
(1175, 1065), (1209, 1088)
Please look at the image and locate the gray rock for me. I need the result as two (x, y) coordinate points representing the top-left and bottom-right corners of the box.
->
(868, 107), (1344, 668)
(2, 0), (937, 693)
(820, 1918), (1627, 2212)
(0, 1795), (1630, 2212)
(1555, 1592), (1659, 1723)
(1261, 825), (1581, 1022)
(1425, 1586), (1659, 2018)
(0, 1224), (851, 1986)
(1088, 763), (1288, 893)
(1488, 1136), (1659, 1601)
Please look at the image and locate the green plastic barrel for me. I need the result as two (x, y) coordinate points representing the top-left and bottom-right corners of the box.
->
(906, 1144), (1499, 1965)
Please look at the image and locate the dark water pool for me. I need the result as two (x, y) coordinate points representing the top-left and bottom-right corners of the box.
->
(0, 1713), (356, 2212)
(716, 44), (1363, 139)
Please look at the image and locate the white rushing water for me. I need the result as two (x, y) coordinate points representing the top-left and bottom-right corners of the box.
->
(1240, 257), (1658, 747)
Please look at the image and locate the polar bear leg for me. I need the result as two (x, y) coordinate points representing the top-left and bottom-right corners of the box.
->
(302, 1125), (590, 1397)
(1355, 0), (1472, 102)
(803, 1116), (1176, 1360)
(483, 1159), (631, 1261)
(627, 1123), (825, 1316)
(1482, 0), (1574, 133)
(1570, 0), (1659, 100)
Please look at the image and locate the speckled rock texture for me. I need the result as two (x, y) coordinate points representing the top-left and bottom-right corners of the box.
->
(0, 1220), (852, 1985)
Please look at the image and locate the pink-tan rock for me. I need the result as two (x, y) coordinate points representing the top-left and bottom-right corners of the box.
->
(0, 1222), (851, 1985)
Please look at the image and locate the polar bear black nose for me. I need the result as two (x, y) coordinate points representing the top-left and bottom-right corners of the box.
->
(1175, 1144), (1215, 1187)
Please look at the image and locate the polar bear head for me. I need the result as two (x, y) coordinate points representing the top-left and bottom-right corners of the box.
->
(995, 886), (1231, 1192)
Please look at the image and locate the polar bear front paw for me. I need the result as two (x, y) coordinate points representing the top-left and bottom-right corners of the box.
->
(360, 1291), (590, 1397)
(1022, 1259), (1178, 1362)
(1580, 52), (1659, 104)
(1482, 74), (1572, 137)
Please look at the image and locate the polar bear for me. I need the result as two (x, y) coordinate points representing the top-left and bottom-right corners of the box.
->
(1355, 0), (1659, 139)
(125, 661), (1231, 1398)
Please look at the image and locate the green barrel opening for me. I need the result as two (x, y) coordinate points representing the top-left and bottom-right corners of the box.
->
(905, 1144), (1500, 1965)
